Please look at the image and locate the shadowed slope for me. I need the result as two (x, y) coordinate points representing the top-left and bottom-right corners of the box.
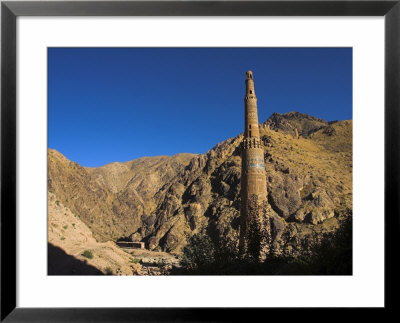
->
(48, 243), (103, 275)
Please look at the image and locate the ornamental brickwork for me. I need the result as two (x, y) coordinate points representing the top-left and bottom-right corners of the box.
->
(239, 71), (268, 254)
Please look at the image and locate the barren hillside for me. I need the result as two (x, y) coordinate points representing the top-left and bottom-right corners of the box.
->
(48, 112), (352, 255)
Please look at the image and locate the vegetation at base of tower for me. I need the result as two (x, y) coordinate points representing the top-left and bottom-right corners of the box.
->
(242, 196), (272, 262)
(104, 267), (113, 275)
(179, 234), (216, 271)
(175, 209), (352, 275)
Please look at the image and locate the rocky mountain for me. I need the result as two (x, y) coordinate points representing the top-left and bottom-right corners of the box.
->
(265, 111), (329, 138)
(48, 112), (352, 256)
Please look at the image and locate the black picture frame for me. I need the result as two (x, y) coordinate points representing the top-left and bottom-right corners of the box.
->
(1, 0), (399, 321)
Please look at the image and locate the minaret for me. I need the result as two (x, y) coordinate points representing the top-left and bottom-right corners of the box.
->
(240, 70), (267, 252)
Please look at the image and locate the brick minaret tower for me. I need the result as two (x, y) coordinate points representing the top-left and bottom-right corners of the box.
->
(239, 70), (267, 252)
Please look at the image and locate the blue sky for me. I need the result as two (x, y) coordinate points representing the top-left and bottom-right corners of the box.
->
(48, 48), (352, 167)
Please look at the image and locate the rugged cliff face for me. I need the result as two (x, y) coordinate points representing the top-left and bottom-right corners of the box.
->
(48, 112), (352, 254)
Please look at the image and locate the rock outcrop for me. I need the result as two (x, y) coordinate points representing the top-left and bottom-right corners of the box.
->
(265, 111), (328, 137)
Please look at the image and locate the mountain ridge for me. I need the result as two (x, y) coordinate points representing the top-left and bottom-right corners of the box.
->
(48, 111), (352, 255)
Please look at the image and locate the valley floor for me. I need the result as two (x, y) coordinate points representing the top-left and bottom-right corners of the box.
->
(119, 248), (180, 275)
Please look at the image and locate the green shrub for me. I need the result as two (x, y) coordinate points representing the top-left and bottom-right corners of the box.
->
(105, 267), (113, 275)
(81, 250), (94, 259)
(63, 225), (68, 230)
(180, 233), (215, 272)
(130, 257), (140, 264)
(175, 214), (352, 276)
(55, 200), (60, 206)
(303, 215), (352, 275)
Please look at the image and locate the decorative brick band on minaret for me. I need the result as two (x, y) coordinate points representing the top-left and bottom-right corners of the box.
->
(240, 71), (268, 253)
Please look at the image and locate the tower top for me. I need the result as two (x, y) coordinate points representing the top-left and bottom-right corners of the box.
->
(246, 71), (253, 79)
